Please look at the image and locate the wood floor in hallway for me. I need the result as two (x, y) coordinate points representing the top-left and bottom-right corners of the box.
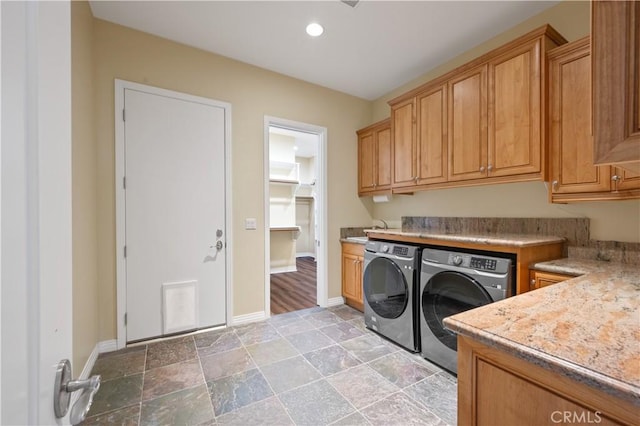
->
(270, 256), (317, 315)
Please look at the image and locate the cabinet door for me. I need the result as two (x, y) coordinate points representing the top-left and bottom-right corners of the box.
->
(376, 126), (392, 189)
(448, 64), (488, 181)
(549, 38), (612, 196)
(488, 41), (541, 177)
(392, 98), (416, 186)
(358, 131), (376, 194)
(529, 270), (573, 291)
(592, 0), (640, 166)
(613, 167), (640, 191)
(342, 252), (362, 302)
(416, 85), (447, 184)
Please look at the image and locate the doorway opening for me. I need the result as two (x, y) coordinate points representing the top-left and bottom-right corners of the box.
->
(264, 117), (327, 316)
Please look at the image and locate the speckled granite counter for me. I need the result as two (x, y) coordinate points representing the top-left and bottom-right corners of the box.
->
(444, 269), (640, 406)
(365, 229), (565, 248)
(532, 257), (639, 276)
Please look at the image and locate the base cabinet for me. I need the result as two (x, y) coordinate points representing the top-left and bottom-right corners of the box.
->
(529, 269), (574, 291)
(341, 242), (364, 312)
(457, 335), (637, 426)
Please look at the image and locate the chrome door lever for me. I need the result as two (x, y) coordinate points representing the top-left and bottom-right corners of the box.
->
(54, 359), (101, 425)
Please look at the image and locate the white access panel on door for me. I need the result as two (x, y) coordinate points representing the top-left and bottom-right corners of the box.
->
(124, 88), (226, 342)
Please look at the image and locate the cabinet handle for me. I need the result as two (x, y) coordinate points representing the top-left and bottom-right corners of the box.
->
(552, 180), (558, 191)
(414, 176), (419, 183)
(479, 166), (485, 172)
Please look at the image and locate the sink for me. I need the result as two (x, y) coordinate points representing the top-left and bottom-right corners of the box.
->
(346, 236), (368, 243)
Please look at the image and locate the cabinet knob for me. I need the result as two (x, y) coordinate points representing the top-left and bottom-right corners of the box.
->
(487, 164), (493, 172)
(552, 180), (558, 189)
(530, 279), (536, 285)
(479, 166), (485, 172)
(414, 176), (419, 183)
(611, 175), (621, 182)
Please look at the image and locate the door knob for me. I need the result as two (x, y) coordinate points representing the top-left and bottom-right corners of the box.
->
(216, 240), (224, 251)
(216, 229), (223, 238)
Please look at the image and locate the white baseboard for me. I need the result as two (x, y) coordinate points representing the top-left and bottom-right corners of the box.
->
(327, 296), (345, 307)
(232, 311), (267, 326)
(270, 266), (297, 274)
(78, 344), (100, 380)
(296, 252), (316, 259)
(98, 339), (118, 353)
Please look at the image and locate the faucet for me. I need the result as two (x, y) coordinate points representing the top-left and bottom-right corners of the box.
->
(373, 219), (388, 230)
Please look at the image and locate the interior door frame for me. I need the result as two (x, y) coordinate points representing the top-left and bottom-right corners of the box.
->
(263, 116), (328, 316)
(114, 80), (233, 349)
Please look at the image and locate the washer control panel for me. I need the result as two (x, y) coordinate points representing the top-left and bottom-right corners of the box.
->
(470, 257), (497, 271)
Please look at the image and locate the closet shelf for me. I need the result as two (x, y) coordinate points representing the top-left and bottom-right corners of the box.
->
(270, 226), (301, 232)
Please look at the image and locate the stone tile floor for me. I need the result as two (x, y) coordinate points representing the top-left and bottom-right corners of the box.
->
(82, 305), (457, 425)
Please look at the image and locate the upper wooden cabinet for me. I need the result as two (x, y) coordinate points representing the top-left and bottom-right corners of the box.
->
(448, 65), (488, 182)
(548, 37), (640, 202)
(592, 1), (640, 171)
(392, 83), (448, 190)
(357, 118), (391, 196)
(389, 25), (566, 191)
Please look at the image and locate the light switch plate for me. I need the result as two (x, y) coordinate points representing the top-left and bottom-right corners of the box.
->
(245, 218), (257, 230)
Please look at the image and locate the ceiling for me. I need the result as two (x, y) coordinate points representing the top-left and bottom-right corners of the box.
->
(270, 126), (318, 159)
(89, 1), (560, 101)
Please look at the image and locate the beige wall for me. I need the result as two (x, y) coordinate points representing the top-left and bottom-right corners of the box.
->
(92, 19), (373, 340)
(367, 0), (640, 244)
(71, 1), (100, 370)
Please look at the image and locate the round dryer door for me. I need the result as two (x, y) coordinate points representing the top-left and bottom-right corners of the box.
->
(363, 257), (409, 319)
(422, 271), (493, 350)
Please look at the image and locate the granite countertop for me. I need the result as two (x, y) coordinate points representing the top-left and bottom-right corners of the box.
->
(444, 268), (640, 406)
(365, 229), (565, 248)
(531, 257), (638, 276)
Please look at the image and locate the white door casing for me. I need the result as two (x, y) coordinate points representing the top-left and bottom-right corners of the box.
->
(115, 81), (232, 345)
(264, 117), (328, 315)
(1, 1), (72, 423)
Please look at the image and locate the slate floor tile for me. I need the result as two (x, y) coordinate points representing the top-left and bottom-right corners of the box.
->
(208, 368), (273, 416)
(200, 347), (255, 381)
(245, 338), (298, 366)
(272, 318), (316, 336)
(195, 328), (242, 357)
(330, 411), (372, 426)
(320, 321), (365, 343)
(233, 322), (280, 345)
(340, 334), (397, 363)
(86, 374), (143, 417)
(215, 396), (293, 425)
(404, 373), (458, 425)
(145, 335), (197, 370)
(303, 344), (361, 376)
(139, 384), (214, 425)
(142, 358), (204, 401)
(327, 364), (399, 409)
(91, 350), (146, 381)
(260, 355), (322, 393)
(279, 380), (354, 425)
(285, 329), (334, 354)
(368, 351), (437, 388)
(360, 392), (447, 426)
(329, 305), (363, 321)
(305, 311), (343, 328)
(81, 404), (140, 426)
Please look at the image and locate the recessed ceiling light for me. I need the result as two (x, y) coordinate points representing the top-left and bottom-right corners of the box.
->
(306, 22), (324, 37)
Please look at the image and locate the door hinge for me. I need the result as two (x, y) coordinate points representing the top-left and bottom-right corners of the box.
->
(122, 108), (126, 122)
(123, 176), (126, 189)
(124, 245), (127, 258)
(124, 313), (127, 326)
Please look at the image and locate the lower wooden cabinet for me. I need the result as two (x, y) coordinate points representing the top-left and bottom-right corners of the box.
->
(457, 335), (637, 426)
(529, 269), (574, 291)
(341, 242), (364, 312)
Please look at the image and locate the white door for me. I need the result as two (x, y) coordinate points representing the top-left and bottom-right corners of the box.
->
(2, 1), (73, 423)
(123, 87), (227, 342)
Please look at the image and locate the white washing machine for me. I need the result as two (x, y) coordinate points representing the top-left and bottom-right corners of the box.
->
(363, 240), (420, 352)
(419, 247), (515, 373)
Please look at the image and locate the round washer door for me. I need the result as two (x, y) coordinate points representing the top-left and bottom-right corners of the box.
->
(422, 271), (493, 350)
(363, 257), (409, 319)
